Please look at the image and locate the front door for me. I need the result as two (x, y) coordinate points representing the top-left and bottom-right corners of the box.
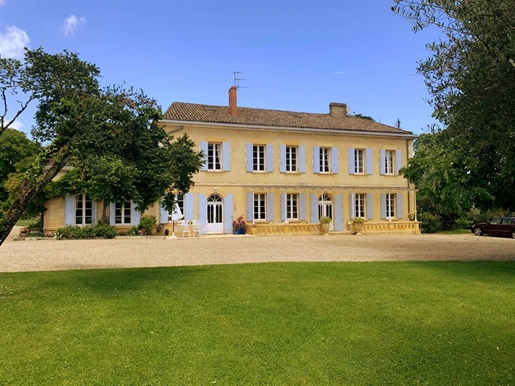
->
(318, 193), (334, 230)
(207, 194), (224, 233)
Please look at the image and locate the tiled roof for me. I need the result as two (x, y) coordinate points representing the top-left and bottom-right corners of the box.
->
(162, 102), (414, 135)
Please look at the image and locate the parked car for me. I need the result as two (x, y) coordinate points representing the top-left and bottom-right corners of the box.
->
(471, 217), (515, 239)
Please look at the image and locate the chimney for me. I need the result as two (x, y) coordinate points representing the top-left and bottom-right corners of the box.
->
(228, 86), (237, 115)
(329, 102), (347, 117)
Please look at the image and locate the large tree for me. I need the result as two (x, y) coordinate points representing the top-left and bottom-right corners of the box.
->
(393, 0), (515, 214)
(0, 48), (203, 246)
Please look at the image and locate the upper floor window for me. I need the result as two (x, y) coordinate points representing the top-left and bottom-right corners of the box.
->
(75, 194), (93, 225)
(207, 143), (222, 170)
(253, 145), (265, 172)
(115, 201), (132, 225)
(320, 147), (330, 173)
(384, 150), (395, 175)
(285, 146), (297, 172)
(354, 149), (364, 174)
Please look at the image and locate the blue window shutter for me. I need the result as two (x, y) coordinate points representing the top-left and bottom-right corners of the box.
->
(366, 148), (373, 175)
(310, 193), (318, 223)
(299, 145), (306, 173)
(397, 194), (403, 219)
(348, 148), (355, 175)
(332, 147), (339, 174)
(380, 194), (387, 219)
(267, 193), (274, 221)
(198, 194), (207, 226)
(131, 202), (141, 226)
(280, 193), (286, 221)
(185, 193), (194, 220)
(200, 141), (208, 171)
(367, 193), (374, 220)
(299, 193), (306, 220)
(159, 201), (168, 223)
(334, 193), (343, 231)
(396, 150), (403, 175)
(313, 146), (320, 174)
(246, 143), (253, 172)
(380, 149), (386, 175)
(109, 202), (116, 226)
(266, 144), (274, 172)
(222, 142), (231, 171)
(279, 145), (286, 172)
(224, 194), (233, 233)
(64, 194), (75, 226)
(91, 200), (98, 224)
(350, 193), (356, 219)
(246, 192), (254, 223)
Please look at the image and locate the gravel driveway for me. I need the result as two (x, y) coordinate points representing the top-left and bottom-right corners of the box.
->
(2, 226), (514, 272)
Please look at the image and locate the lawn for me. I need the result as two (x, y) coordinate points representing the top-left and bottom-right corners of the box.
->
(1, 262), (514, 385)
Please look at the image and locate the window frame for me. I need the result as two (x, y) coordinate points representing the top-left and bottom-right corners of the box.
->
(285, 146), (298, 172)
(253, 144), (266, 172)
(207, 142), (222, 171)
(354, 149), (365, 174)
(286, 193), (299, 220)
(253, 193), (267, 220)
(354, 193), (366, 218)
(115, 200), (132, 225)
(384, 150), (395, 175)
(319, 147), (330, 173)
(385, 193), (396, 218)
(75, 194), (93, 225)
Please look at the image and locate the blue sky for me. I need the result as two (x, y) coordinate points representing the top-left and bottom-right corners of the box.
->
(1, 0), (441, 136)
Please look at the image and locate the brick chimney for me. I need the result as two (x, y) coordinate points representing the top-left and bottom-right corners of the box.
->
(329, 102), (347, 117)
(228, 86), (237, 115)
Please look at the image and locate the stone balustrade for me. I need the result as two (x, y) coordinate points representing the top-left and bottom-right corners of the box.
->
(353, 221), (420, 235)
(246, 222), (323, 236)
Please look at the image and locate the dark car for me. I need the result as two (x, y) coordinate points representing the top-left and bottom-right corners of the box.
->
(471, 217), (515, 239)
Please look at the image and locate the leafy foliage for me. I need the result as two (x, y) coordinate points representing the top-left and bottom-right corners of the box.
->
(393, 0), (515, 217)
(56, 223), (116, 240)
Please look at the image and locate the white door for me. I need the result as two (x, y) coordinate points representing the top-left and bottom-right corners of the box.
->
(207, 194), (224, 233)
(318, 193), (334, 230)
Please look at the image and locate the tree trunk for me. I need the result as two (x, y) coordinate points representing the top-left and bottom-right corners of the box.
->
(0, 151), (70, 247)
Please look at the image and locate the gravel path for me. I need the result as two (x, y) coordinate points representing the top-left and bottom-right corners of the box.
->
(2, 226), (514, 272)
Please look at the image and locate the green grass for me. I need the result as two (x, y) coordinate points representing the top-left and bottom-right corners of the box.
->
(14, 219), (33, 227)
(1, 262), (514, 385)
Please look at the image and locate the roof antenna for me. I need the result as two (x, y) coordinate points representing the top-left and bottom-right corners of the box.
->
(227, 71), (249, 89)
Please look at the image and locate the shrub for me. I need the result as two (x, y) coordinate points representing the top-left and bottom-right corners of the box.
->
(93, 223), (116, 239)
(139, 215), (156, 235)
(127, 226), (139, 236)
(56, 223), (116, 239)
(454, 218), (473, 230)
(319, 216), (332, 224)
(418, 212), (442, 233)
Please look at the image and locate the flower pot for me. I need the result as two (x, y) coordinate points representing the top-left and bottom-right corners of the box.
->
(321, 223), (330, 235)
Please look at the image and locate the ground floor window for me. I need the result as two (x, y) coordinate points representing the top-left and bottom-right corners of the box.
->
(115, 201), (132, 224)
(254, 193), (266, 220)
(286, 193), (298, 220)
(354, 193), (366, 218)
(75, 194), (93, 225)
(385, 193), (396, 218)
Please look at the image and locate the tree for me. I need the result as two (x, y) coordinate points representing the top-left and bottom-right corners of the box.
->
(392, 0), (515, 214)
(0, 48), (203, 246)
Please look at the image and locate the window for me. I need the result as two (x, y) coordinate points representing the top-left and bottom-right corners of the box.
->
(286, 193), (298, 220)
(115, 201), (132, 224)
(254, 193), (266, 220)
(207, 143), (222, 170)
(285, 146), (297, 172)
(168, 194), (184, 222)
(253, 145), (265, 172)
(354, 149), (364, 174)
(75, 194), (93, 225)
(320, 147), (330, 173)
(385, 193), (396, 218)
(354, 193), (366, 218)
(384, 150), (395, 175)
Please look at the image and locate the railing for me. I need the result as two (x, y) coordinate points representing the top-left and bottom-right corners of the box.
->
(355, 221), (420, 234)
(246, 223), (322, 236)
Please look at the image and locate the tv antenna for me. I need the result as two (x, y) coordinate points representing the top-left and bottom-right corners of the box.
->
(227, 70), (249, 89)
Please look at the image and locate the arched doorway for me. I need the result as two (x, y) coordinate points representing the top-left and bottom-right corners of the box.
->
(207, 194), (224, 233)
(318, 193), (333, 230)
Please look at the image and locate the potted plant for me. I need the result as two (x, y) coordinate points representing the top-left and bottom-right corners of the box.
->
(319, 216), (332, 235)
(232, 215), (246, 235)
(352, 217), (365, 234)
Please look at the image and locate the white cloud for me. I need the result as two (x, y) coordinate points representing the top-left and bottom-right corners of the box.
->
(0, 26), (30, 59)
(10, 120), (24, 131)
(62, 15), (86, 36)
(0, 1), (6, 7)
(334, 71), (346, 75)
